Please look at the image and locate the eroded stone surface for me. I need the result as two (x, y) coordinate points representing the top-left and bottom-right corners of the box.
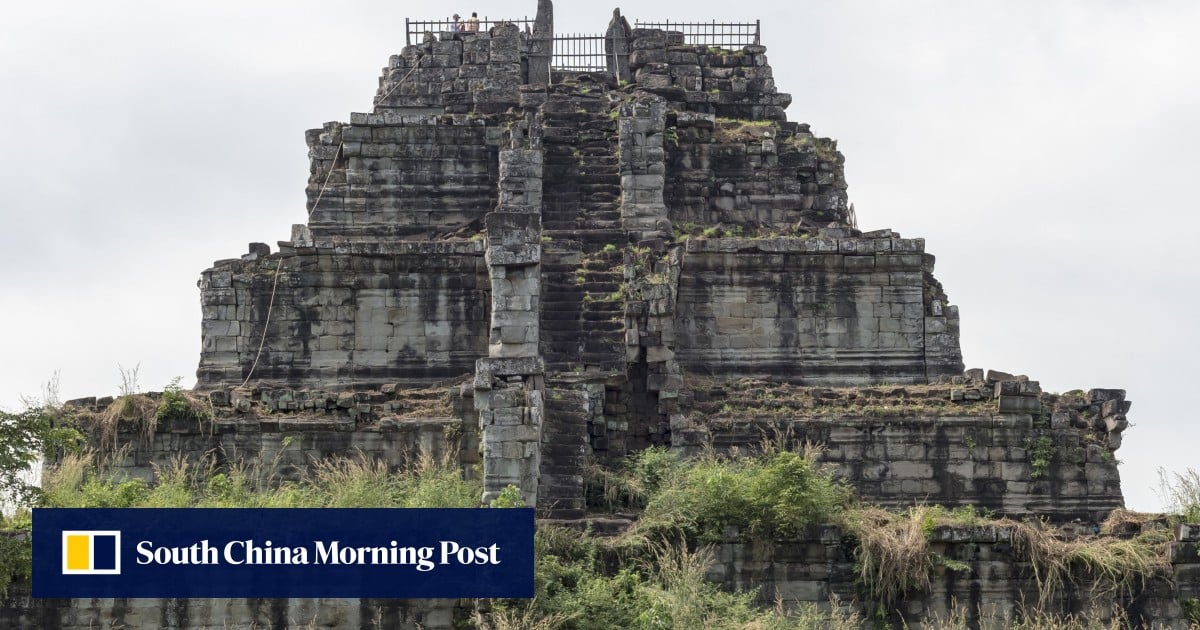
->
(36, 1), (1197, 626)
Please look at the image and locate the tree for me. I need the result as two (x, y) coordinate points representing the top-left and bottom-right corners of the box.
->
(0, 405), (83, 510)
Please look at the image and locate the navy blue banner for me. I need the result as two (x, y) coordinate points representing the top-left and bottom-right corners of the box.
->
(33, 508), (534, 598)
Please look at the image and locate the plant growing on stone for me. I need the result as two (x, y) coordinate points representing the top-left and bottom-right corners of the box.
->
(1026, 436), (1055, 479)
(489, 484), (526, 508)
(1010, 515), (1172, 610)
(843, 506), (936, 617)
(631, 449), (851, 544)
(662, 126), (679, 148)
(156, 377), (210, 427)
(1182, 598), (1200, 627)
(1156, 466), (1200, 523)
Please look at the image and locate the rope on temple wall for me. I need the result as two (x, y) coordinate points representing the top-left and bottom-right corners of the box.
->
(238, 62), (425, 387)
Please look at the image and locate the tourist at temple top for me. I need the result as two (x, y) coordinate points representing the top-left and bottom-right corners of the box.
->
(451, 14), (463, 31)
(465, 12), (481, 32)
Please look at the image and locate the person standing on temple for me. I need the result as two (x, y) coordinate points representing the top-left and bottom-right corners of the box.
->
(451, 14), (463, 32)
(465, 12), (481, 32)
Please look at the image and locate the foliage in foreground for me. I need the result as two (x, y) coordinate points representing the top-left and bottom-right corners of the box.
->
(0, 447), (483, 598)
(588, 445), (854, 544)
(40, 449), (481, 510)
(478, 527), (864, 630)
(3, 404), (1197, 626)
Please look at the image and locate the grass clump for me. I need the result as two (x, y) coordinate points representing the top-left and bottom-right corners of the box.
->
(83, 377), (211, 453)
(843, 506), (937, 616)
(1182, 598), (1200, 627)
(1010, 515), (1173, 610)
(40, 448), (480, 510)
(1157, 466), (1200, 523)
(480, 527), (864, 630)
(599, 446), (852, 545)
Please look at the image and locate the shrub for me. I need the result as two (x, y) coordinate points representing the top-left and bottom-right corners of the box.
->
(156, 377), (209, 427)
(635, 450), (851, 544)
(490, 484), (526, 508)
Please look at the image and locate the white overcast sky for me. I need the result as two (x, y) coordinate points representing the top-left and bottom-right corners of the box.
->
(1, 1), (1196, 511)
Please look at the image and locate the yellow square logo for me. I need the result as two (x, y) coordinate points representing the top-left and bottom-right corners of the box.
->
(61, 531), (121, 575)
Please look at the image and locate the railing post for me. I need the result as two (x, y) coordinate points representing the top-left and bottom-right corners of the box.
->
(405, 18), (410, 47)
(755, 19), (761, 45)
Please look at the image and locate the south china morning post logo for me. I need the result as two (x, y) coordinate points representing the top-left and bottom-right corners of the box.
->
(61, 530), (121, 575)
(33, 508), (534, 598)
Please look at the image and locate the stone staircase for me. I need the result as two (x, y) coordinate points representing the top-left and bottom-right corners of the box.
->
(537, 384), (591, 519)
(537, 92), (628, 374)
(539, 244), (626, 373)
(540, 94), (623, 234)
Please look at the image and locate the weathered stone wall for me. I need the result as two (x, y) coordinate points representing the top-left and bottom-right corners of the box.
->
(474, 148), (550, 510)
(667, 114), (852, 229)
(0, 592), (469, 629)
(674, 235), (962, 385)
(677, 375), (1129, 522)
(710, 523), (1200, 628)
(63, 384), (479, 484)
(8, 523), (1196, 628)
(374, 24), (526, 114)
(196, 242), (489, 390)
(305, 119), (503, 242)
(628, 30), (791, 121)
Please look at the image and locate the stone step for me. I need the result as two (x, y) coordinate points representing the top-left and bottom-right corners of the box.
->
(541, 443), (587, 456)
(543, 415), (588, 427)
(582, 310), (626, 322)
(575, 174), (620, 185)
(539, 478), (586, 493)
(582, 301), (624, 312)
(541, 320), (583, 332)
(541, 437), (588, 451)
(541, 302), (595, 311)
(543, 223), (622, 232)
(542, 268), (622, 278)
(537, 494), (585, 508)
(543, 230), (628, 243)
(539, 507), (586, 520)
(542, 404), (589, 416)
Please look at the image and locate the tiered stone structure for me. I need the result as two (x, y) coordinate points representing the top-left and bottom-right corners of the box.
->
(18, 2), (1197, 628)
(194, 4), (972, 521)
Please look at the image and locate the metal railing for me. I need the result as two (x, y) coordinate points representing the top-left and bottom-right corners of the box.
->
(634, 19), (761, 47)
(405, 16), (535, 46)
(553, 34), (609, 72)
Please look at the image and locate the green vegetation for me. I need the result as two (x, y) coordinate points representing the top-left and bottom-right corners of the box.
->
(788, 133), (842, 162)
(1183, 598), (1200, 626)
(1011, 513), (1172, 609)
(627, 447), (852, 544)
(1158, 466), (1200, 523)
(156, 376), (210, 427)
(1027, 436), (1056, 479)
(482, 526), (866, 630)
(663, 126), (679, 148)
(842, 505), (993, 617)
(0, 387), (1191, 623)
(0, 417), (481, 596)
(77, 378), (212, 454)
(489, 484), (527, 508)
(40, 448), (479, 510)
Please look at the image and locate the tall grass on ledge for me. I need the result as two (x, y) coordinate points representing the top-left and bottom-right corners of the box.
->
(39, 448), (481, 509)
